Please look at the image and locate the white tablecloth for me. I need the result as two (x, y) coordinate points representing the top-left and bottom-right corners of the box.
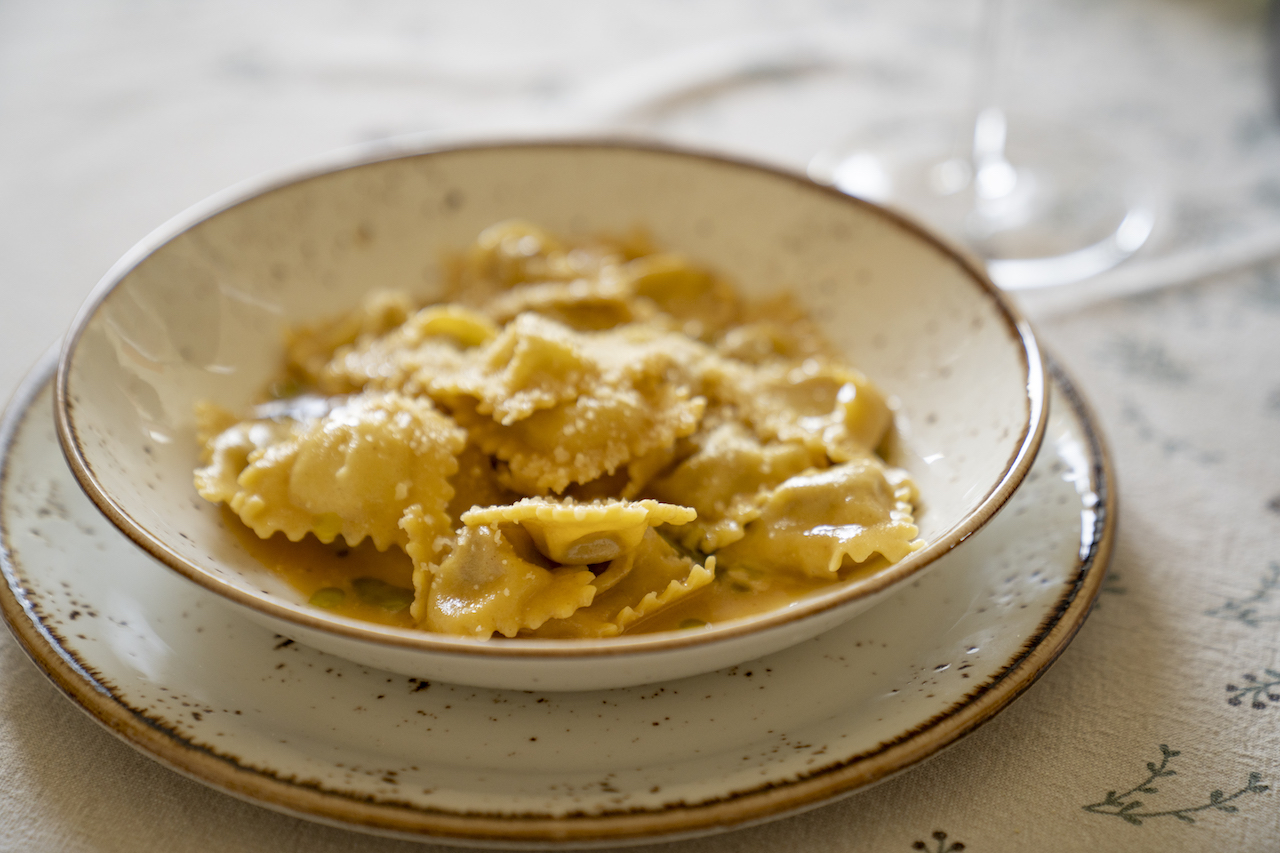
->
(3, 1), (1279, 849)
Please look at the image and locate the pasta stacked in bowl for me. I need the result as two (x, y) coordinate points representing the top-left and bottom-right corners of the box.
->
(193, 221), (924, 642)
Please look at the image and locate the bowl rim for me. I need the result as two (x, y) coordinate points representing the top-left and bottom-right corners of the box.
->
(54, 136), (1048, 661)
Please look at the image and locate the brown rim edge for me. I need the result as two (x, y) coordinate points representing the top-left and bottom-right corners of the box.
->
(51, 137), (1050, 662)
(6, 350), (1110, 847)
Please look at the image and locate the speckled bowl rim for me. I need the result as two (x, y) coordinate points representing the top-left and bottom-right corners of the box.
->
(7, 352), (1106, 846)
(53, 137), (1048, 662)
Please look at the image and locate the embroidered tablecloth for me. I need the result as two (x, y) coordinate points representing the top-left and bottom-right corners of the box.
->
(2, 1), (1278, 850)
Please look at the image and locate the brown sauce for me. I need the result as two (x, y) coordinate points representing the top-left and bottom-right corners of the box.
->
(228, 508), (889, 636)
(227, 509), (415, 629)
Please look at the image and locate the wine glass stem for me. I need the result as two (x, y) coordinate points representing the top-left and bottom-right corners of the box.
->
(970, 0), (1016, 201)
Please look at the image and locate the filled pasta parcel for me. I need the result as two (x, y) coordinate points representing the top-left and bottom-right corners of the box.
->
(194, 220), (925, 639)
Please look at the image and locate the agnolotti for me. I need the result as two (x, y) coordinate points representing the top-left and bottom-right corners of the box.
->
(318, 303), (497, 396)
(194, 220), (925, 639)
(412, 524), (597, 639)
(196, 391), (466, 552)
(532, 529), (716, 639)
(715, 459), (923, 579)
(646, 420), (825, 552)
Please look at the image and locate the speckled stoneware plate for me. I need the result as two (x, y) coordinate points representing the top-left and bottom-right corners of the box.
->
(1, 354), (1112, 848)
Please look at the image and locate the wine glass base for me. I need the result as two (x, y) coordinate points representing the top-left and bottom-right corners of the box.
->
(809, 113), (1156, 290)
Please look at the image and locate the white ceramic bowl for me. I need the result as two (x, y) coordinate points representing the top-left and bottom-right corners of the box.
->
(56, 140), (1046, 691)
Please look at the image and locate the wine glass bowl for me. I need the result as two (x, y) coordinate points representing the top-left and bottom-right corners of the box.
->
(809, 109), (1156, 290)
(809, 0), (1156, 291)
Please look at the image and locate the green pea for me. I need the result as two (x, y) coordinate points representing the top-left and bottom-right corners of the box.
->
(268, 376), (303, 399)
(352, 577), (415, 611)
(678, 618), (709, 630)
(309, 587), (346, 609)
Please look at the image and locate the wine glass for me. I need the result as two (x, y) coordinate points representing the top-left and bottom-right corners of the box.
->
(807, 0), (1156, 291)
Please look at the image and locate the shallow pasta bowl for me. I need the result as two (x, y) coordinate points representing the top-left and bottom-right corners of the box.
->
(55, 139), (1046, 691)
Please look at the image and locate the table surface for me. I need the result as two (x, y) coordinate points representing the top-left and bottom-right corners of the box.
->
(2, 1), (1279, 850)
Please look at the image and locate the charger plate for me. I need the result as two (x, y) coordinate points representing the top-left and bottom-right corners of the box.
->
(0, 354), (1113, 848)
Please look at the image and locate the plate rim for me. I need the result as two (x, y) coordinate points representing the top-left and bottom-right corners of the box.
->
(1, 350), (1113, 846)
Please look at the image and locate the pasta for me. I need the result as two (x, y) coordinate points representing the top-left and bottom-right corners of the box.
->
(461, 497), (694, 564)
(195, 220), (924, 639)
